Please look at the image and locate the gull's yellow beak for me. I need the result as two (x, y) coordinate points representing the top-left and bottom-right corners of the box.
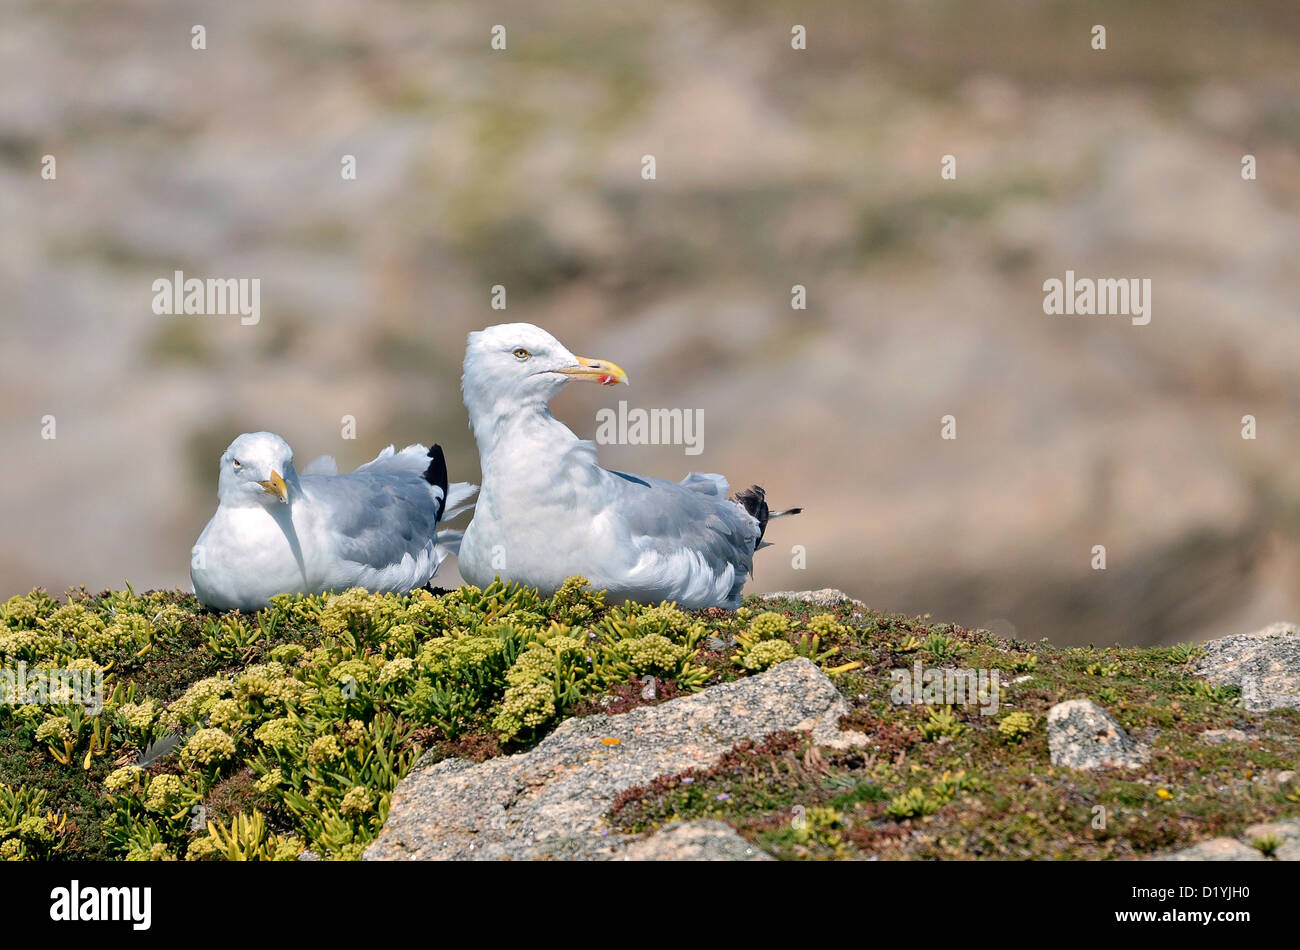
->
(258, 470), (289, 503)
(557, 355), (629, 387)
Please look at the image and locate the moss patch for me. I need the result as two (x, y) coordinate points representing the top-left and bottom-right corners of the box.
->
(1, 583), (1296, 860)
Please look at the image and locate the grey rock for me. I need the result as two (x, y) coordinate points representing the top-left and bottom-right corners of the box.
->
(1046, 699), (1147, 770)
(603, 820), (772, 861)
(364, 657), (865, 860)
(1154, 820), (1300, 861)
(1153, 838), (1267, 862)
(1198, 728), (1249, 744)
(1243, 819), (1300, 861)
(1194, 622), (1300, 711)
(1275, 839), (1300, 861)
(761, 589), (866, 609)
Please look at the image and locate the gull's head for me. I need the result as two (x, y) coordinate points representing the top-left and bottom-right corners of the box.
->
(462, 323), (628, 428)
(216, 431), (298, 508)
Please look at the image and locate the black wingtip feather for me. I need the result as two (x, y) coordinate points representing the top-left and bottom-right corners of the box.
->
(732, 485), (770, 549)
(732, 485), (802, 551)
(424, 444), (449, 521)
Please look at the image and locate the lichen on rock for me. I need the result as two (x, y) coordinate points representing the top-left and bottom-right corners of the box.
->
(1046, 699), (1147, 770)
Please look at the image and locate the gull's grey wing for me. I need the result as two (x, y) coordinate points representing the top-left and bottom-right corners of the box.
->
(301, 469), (441, 572)
(302, 455), (339, 476)
(602, 468), (760, 576)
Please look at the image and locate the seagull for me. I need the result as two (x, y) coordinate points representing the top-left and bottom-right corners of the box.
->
(458, 323), (801, 609)
(191, 431), (477, 611)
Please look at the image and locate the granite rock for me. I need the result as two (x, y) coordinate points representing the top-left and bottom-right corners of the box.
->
(1152, 838), (1267, 862)
(1194, 622), (1300, 711)
(364, 657), (865, 860)
(1046, 699), (1147, 770)
(605, 820), (773, 861)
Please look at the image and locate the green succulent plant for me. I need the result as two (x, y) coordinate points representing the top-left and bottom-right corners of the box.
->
(918, 706), (966, 742)
(997, 711), (1036, 743)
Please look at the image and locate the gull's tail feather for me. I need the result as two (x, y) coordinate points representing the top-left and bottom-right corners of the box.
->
(432, 528), (465, 575)
(442, 482), (478, 522)
(352, 442), (475, 523)
(732, 484), (802, 551)
(357, 442), (436, 476)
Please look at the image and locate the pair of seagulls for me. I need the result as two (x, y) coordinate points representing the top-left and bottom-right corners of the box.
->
(191, 324), (800, 612)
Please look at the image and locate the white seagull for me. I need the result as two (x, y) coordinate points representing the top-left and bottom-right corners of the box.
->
(458, 323), (801, 609)
(191, 431), (477, 611)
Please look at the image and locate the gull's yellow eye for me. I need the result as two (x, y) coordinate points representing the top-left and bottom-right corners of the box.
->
(232, 459), (242, 470)
(513, 347), (531, 360)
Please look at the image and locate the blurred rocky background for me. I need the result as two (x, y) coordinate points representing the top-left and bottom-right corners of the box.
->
(2, 0), (1299, 645)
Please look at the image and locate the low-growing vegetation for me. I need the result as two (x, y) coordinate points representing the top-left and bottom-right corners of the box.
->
(0, 580), (1296, 860)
